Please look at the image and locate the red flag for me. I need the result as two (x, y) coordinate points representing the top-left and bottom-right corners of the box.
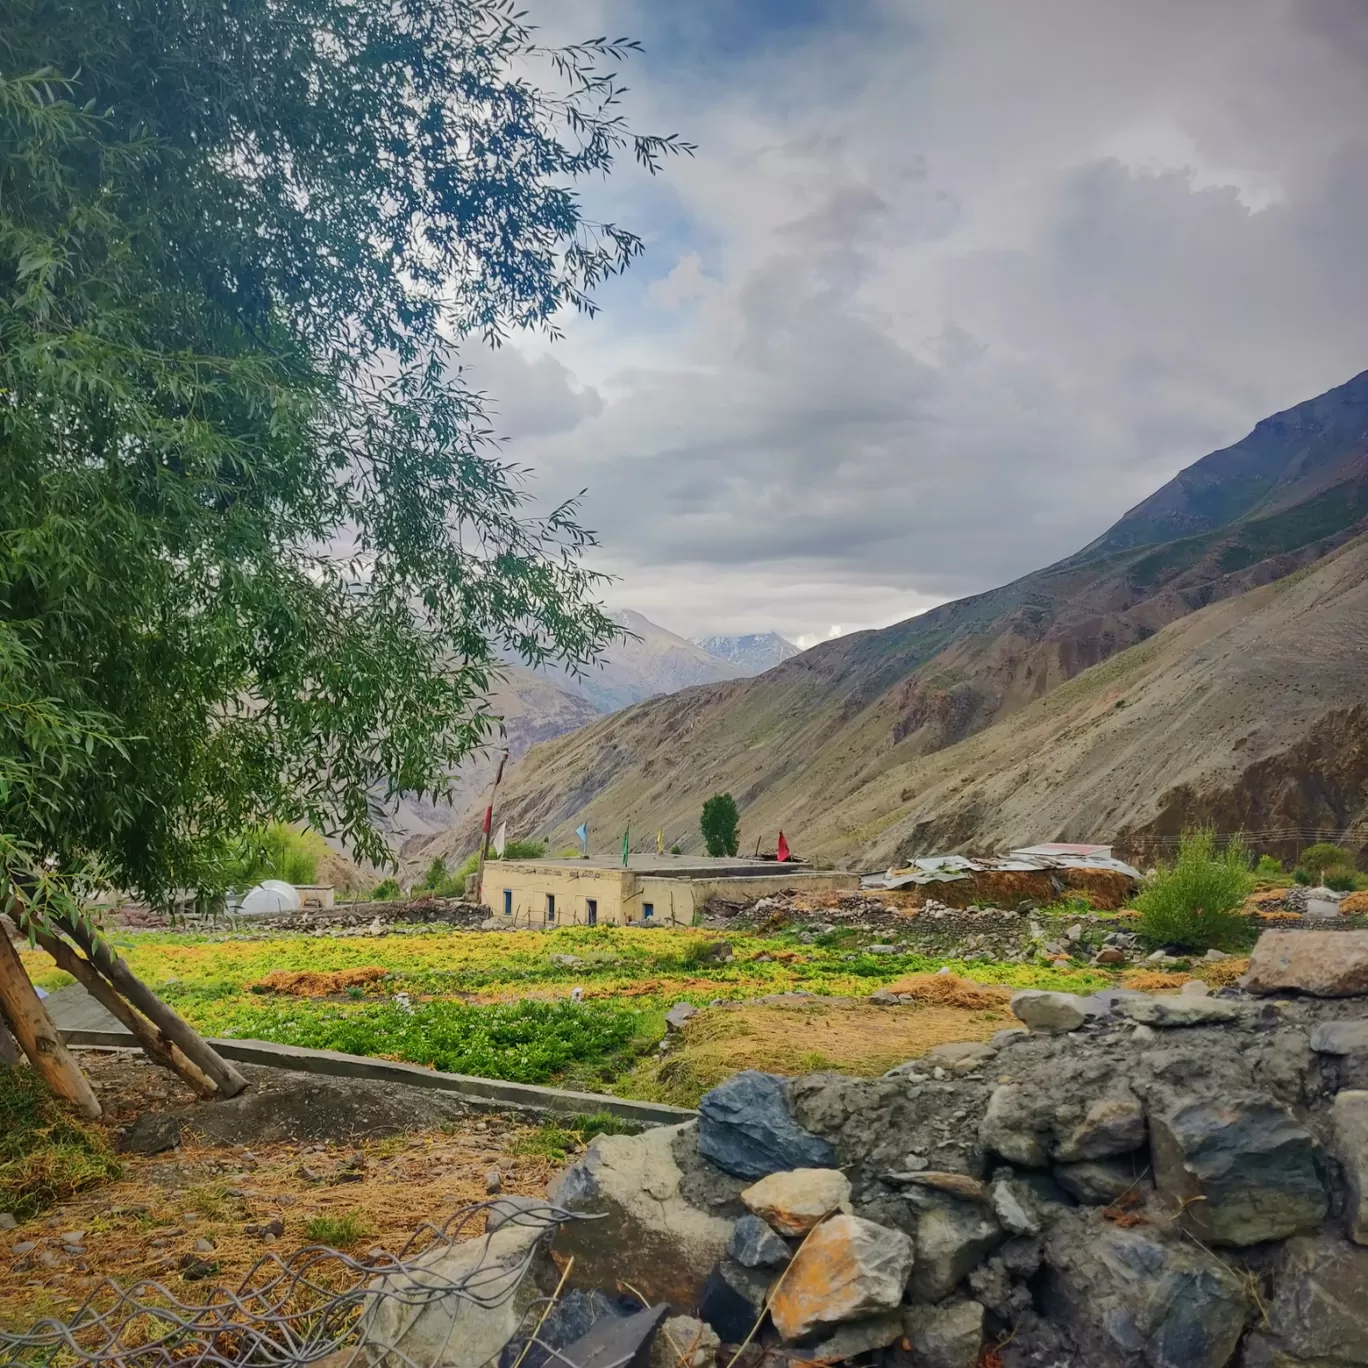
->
(777, 831), (790, 862)
(482, 805), (492, 835)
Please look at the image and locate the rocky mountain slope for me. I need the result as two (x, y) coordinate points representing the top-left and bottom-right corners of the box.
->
(694, 632), (801, 675)
(438, 369), (1368, 868)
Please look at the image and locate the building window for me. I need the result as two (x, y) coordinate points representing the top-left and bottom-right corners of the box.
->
(546, 893), (556, 923)
(503, 889), (512, 917)
(642, 902), (654, 920)
(586, 898), (597, 926)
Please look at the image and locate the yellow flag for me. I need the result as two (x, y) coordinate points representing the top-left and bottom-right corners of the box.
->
(657, 827), (664, 854)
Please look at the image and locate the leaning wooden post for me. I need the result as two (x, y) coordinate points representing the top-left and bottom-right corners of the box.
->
(0, 1019), (18, 1068)
(27, 921), (218, 1099)
(0, 923), (102, 1118)
(474, 748), (509, 907)
(58, 916), (248, 1098)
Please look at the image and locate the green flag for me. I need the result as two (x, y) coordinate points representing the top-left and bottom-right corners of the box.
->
(621, 827), (629, 868)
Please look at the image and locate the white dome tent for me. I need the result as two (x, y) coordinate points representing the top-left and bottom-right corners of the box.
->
(239, 879), (302, 916)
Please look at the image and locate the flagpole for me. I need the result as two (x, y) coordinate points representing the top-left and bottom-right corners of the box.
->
(474, 748), (510, 906)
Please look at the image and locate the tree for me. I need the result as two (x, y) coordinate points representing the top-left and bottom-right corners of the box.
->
(700, 794), (740, 858)
(1, 0), (687, 1108)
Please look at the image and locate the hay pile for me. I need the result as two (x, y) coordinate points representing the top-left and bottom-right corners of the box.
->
(247, 967), (389, 997)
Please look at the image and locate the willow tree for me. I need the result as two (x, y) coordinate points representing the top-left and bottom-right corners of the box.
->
(0, 0), (687, 1111)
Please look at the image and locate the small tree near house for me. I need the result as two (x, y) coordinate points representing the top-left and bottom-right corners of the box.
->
(700, 794), (741, 858)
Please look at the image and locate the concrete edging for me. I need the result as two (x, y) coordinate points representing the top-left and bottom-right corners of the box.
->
(60, 1027), (697, 1127)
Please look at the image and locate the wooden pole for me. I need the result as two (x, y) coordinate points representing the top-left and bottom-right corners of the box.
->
(0, 924), (102, 1118)
(0, 1019), (18, 1068)
(27, 921), (218, 1099)
(474, 748), (510, 907)
(58, 916), (249, 1098)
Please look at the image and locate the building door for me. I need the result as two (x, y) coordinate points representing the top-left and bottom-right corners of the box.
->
(546, 893), (556, 923)
(503, 889), (513, 918)
(586, 898), (597, 926)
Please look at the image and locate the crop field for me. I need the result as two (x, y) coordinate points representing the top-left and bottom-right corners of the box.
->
(19, 923), (1239, 1104)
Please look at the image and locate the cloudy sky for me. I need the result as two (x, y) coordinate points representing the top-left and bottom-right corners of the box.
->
(468, 0), (1368, 648)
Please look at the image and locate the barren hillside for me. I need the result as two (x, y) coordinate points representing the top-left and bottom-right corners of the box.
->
(427, 370), (1368, 868)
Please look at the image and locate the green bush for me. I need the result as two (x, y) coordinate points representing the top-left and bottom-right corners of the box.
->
(226, 823), (327, 888)
(1326, 873), (1362, 893)
(1297, 843), (1357, 884)
(0, 1068), (122, 1219)
(700, 793), (740, 857)
(1135, 830), (1255, 952)
(1255, 854), (1283, 877)
(1293, 869), (1311, 885)
(370, 877), (401, 901)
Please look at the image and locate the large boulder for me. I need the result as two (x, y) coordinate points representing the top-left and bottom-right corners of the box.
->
(547, 1123), (732, 1311)
(902, 1299), (985, 1368)
(981, 1081), (1145, 1168)
(739, 1168), (851, 1236)
(1044, 1215), (1248, 1368)
(1011, 991), (1089, 1033)
(1150, 1094), (1328, 1247)
(906, 1192), (1002, 1303)
(696, 1072), (836, 1179)
(1240, 1236), (1368, 1366)
(1113, 996), (1246, 1028)
(1244, 931), (1368, 997)
(1331, 1090), (1368, 1246)
(767, 1214), (913, 1343)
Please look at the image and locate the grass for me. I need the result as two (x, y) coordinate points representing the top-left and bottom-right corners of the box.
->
(0, 1067), (122, 1220)
(1135, 831), (1256, 952)
(509, 1112), (638, 1162)
(302, 1210), (373, 1247)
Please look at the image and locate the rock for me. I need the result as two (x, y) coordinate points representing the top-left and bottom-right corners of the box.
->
(1179, 979), (1210, 997)
(1044, 1216), (1248, 1368)
(486, 1196), (554, 1235)
(728, 1214), (791, 1269)
(1244, 930), (1368, 996)
(0, 1214), (16, 1231)
(193, 1237), (215, 1253)
(1113, 995), (1245, 1027)
(866, 944), (898, 954)
(665, 1002), (698, 1032)
(696, 1072), (836, 1180)
(554, 1304), (669, 1368)
(697, 1259), (771, 1342)
(980, 1084), (1047, 1167)
(924, 1041), (997, 1074)
(1332, 1091), (1368, 1245)
(59, 1229), (85, 1245)
(1094, 946), (1126, 965)
(1010, 990), (1088, 1033)
(480, 917), (501, 930)
(1053, 1157), (1153, 1206)
(1310, 1020), (1368, 1055)
(1203, 949), (1230, 962)
(990, 1027), (1029, 1047)
(902, 1299), (985, 1368)
(890, 1171), (989, 1204)
(803, 1313), (903, 1361)
(548, 1122), (733, 1311)
(1054, 1095), (1147, 1163)
(767, 1214), (913, 1343)
(1150, 1093), (1328, 1246)
(550, 953), (583, 968)
(907, 1197), (1002, 1303)
(991, 1178), (1042, 1237)
(740, 1168), (851, 1236)
(651, 1314), (719, 1368)
(360, 1214), (558, 1367)
(485, 1168), (502, 1195)
(1240, 1236), (1368, 1367)
(695, 942), (734, 964)
(869, 988), (900, 1006)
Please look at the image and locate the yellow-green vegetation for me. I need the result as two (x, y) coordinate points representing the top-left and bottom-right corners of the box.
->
(226, 823), (330, 889)
(509, 1112), (638, 1162)
(0, 1068), (122, 1219)
(302, 1211), (373, 1247)
(1136, 830), (1256, 951)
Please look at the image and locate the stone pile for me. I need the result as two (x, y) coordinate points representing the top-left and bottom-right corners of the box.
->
(547, 929), (1368, 1368)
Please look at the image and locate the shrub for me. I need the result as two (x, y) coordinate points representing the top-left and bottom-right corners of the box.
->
(671, 844), (682, 855)
(1255, 854), (1283, 877)
(700, 793), (740, 857)
(419, 857), (448, 891)
(0, 1069), (122, 1219)
(1135, 830), (1255, 952)
(226, 823), (327, 888)
(1293, 869), (1311, 885)
(1326, 872), (1362, 893)
(1297, 843), (1357, 884)
(370, 877), (401, 901)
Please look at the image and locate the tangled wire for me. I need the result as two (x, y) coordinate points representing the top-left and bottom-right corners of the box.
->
(0, 1199), (590, 1368)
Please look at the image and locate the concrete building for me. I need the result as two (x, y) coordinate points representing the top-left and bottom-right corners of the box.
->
(485, 854), (860, 928)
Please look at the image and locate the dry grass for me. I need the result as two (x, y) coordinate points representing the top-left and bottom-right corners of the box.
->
(879, 972), (1014, 1011)
(638, 995), (1014, 1105)
(1341, 891), (1368, 915)
(1121, 958), (1249, 992)
(245, 967), (389, 997)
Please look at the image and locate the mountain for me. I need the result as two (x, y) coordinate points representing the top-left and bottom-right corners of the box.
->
(694, 632), (801, 675)
(438, 369), (1368, 868)
(546, 609), (742, 713)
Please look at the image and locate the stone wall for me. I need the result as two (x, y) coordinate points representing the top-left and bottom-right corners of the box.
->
(548, 930), (1368, 1368)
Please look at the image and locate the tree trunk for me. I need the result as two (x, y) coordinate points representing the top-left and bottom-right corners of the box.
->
(27, 922), (219, 1099)
(0, 924), (102, 1117)
(58, 916), (248, 1098)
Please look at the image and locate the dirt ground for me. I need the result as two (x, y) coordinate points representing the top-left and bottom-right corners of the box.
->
(0, 1049), (568, 1334)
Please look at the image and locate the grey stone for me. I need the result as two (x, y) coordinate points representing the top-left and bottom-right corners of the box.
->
(908, 1195), (1002, 1303)
(740, 1168), (850, 1236)
(1010, 990), (1088, 1033)
(727, 1215), (790, 1269)
(1054, 1094), (1147, 1163)
(1044, 1215), (1248, 1368)
(990, 1027), (1029, 1047)
(650, 1315), (719, 1368)
(980, 1084), (1047, 1167)
(0, 1213), (17, 1231)
(925, 1041), (998, 1073)
(1053, 1157), (1153, 1206)
(1310, 1020), (1368, 1055)
(1243, 1236), (1368, 1366)
(1332, 1090), (1368, 1245)
(696, 1072), (836, 1180)
(548, 1123), (733, 1311)
(902, 1300), (985, 1368)
(802, 1314), (903, 1361)
(866, 944), (898, 954)
(1114, 996), (1246, 1027)
(991, 1177), (1042, 1237)
(1180, 979), (1211, 997)
(697, 1260), (769, 1344)
(1150, 1093), (1328, 1247)
(665, 1002), (698, 1032)
(484, 1167), (502, 1195)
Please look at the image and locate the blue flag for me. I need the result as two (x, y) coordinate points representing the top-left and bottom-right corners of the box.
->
(575, 822), (588, 856)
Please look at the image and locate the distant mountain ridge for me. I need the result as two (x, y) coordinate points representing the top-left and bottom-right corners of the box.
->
(694, 632), (800, 675)
(441, 369), (1368, 867)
